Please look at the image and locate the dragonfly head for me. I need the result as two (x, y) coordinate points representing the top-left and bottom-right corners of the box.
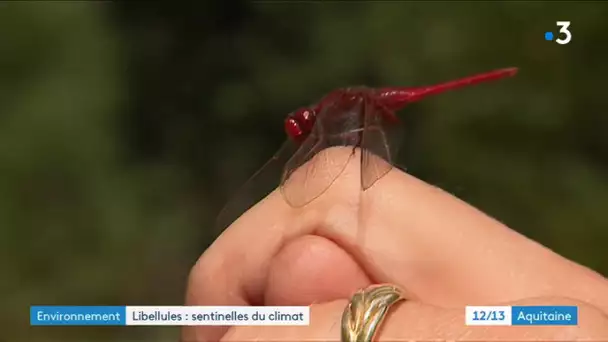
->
(285, 107), (317, 143)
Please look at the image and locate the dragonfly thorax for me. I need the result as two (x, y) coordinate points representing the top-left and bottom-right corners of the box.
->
(284, 88), (381, 144)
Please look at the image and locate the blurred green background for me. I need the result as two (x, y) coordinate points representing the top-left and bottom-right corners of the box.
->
(1, 2), (607, 341)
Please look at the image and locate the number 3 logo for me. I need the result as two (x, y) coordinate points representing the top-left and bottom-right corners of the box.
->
(556, 21), (572, 45)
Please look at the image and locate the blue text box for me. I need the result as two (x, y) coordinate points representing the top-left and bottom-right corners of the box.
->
(512, 306), (577, 326)
(31, 306), (126, 326)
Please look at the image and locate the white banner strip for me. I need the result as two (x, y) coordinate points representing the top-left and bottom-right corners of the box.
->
(126, 306), (310, 326)
(465, 306), (512, 326)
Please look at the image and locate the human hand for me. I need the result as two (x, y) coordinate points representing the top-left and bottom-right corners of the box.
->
(182, 147), (608, 342)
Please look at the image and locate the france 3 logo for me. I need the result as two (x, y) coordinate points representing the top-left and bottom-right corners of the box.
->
(545, 21), (572, 45)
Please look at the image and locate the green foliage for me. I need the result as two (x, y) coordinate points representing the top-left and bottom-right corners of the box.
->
(0, 3), (191, 341)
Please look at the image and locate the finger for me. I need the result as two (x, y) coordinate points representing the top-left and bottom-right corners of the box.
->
(184, 146), (608, 341)
(264, 235), (371, 306)
(301, 147), (608, 310)
(182, 186), (303, 342)
(222, 297), (608, 342)
(183, 228), (370, 341)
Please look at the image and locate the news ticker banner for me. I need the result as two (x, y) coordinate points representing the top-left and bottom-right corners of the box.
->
(30, 305), (577, 326)
(31, 306), (309, 326)
(465, 306), (578, 326)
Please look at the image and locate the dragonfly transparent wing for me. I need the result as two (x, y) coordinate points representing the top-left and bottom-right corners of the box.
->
(280, 122), (356, 208)
(360, 101), (404, 190)
(280, 96), (372, 207)
(215, 140), (298, 233)
(356, 97), (406, 264)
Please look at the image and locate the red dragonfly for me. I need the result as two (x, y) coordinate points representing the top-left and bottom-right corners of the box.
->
(216, 67), (517, 231)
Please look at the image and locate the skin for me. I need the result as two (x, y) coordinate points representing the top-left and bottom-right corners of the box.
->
(182, 147), (608, 342)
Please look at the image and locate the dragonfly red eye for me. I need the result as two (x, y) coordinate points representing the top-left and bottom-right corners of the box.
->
(294, 108), (316, 132)
(285, 107), (316, 142)
(284, 117), (304, 142)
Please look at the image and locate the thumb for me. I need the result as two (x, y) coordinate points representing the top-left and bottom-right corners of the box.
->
(264, 235), (371, 306)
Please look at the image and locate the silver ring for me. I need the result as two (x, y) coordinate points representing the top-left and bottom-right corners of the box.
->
(341, 284), (405, 342)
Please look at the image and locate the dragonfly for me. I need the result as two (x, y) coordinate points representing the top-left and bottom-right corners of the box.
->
(216, 67), (518, 232)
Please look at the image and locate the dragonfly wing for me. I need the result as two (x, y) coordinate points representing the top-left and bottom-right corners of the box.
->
(215, 140), (298, 234)
(360, 101), (403, 190)
(281, 125), (356, 207)
(281, 97), (375, 207)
